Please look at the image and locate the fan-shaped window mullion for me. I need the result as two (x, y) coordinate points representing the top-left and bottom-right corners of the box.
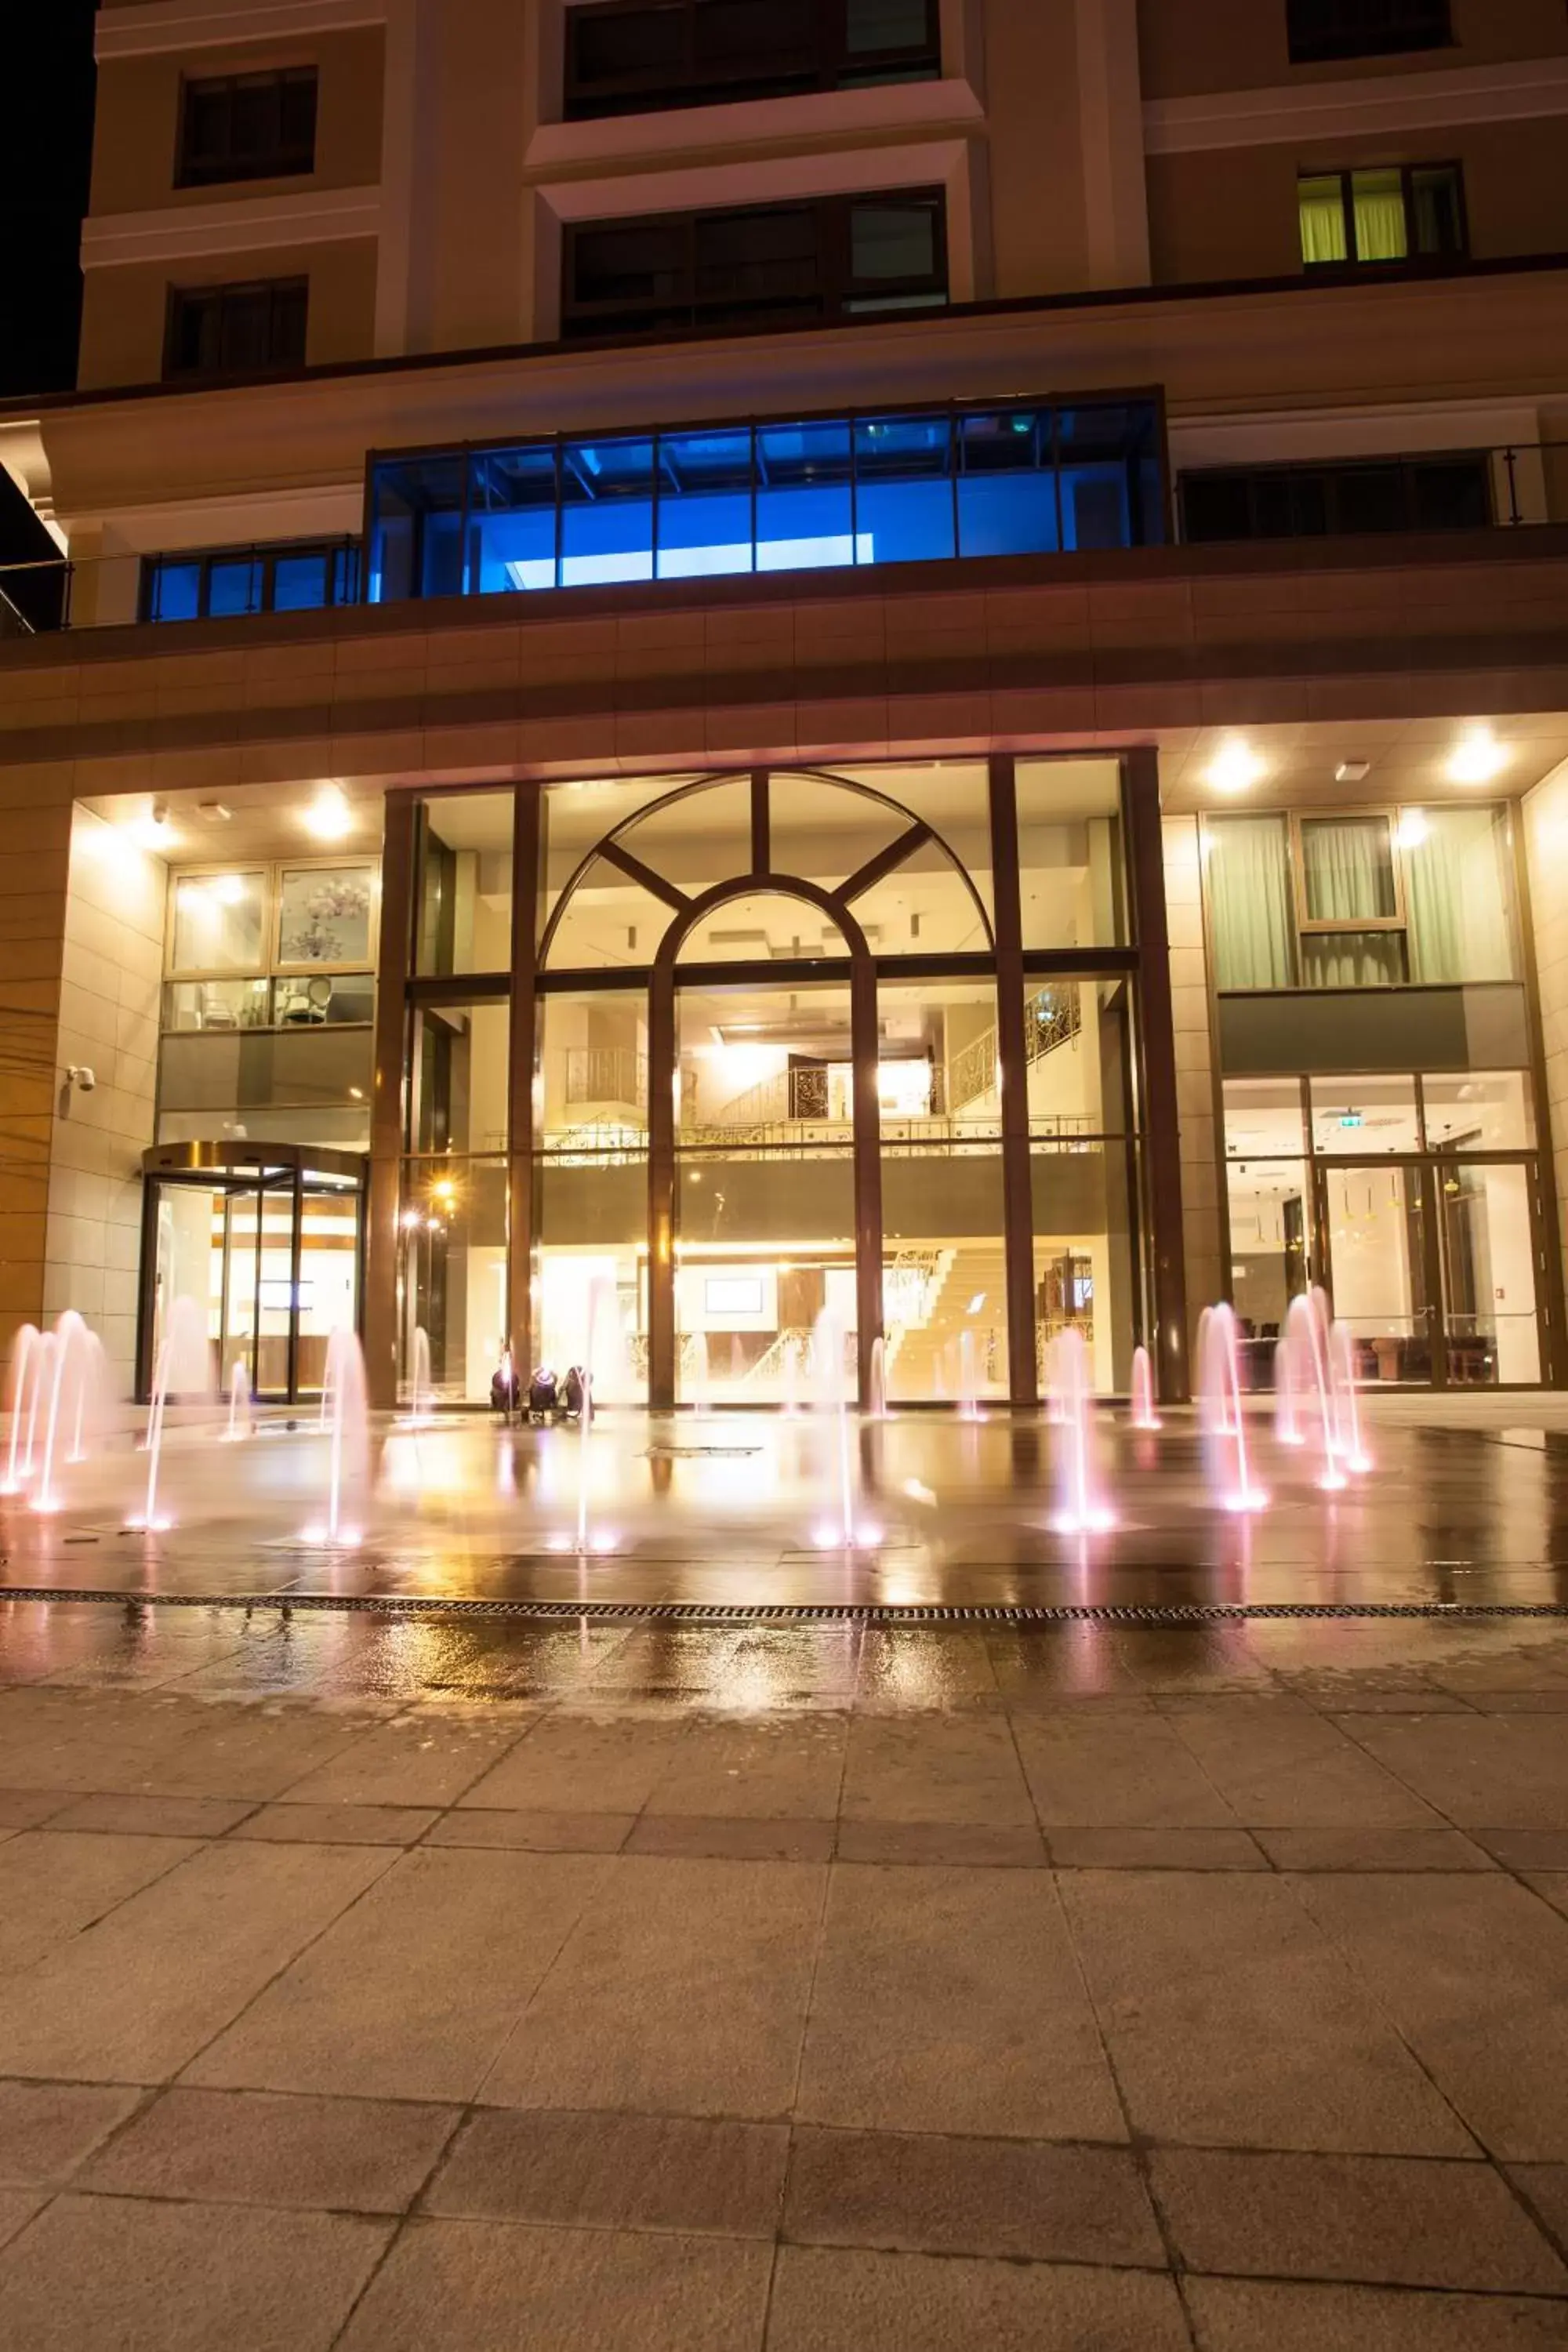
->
(840, 821), (932, 907)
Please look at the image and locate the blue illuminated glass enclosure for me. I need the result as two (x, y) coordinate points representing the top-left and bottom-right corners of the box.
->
(366, 394), (1166, 605)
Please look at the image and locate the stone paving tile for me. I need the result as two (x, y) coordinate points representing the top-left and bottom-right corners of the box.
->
(81, 2085), (459, 2212)
(423, 1806), (633, 1852)
(784, 2125), (1163, 2265)
(1165, 1699), (1442, 1828)
(484, 1856), (822, 2119)
(456, 1713), (687, 1813)
(1048, 1828), (1267, 1870)
(0, 2082), (143, 2187)
(1525, 1873), (1568, 1920)
(1059, 1871), (1473, 2154)
(229, 1801), (441, 1846)
(764, 2245), (1191, 2351)
(834, 1818), (1045, 1865)
(1292, 1872), (1568, 2161)
(1011, 1711), (1240, 1828)
(0, 1831), (202, 1973)
(643, 1713), (845, 1820)
(45, 1793), (256, 1838)
(0, 2191), (392, 2350)
(1106, 1628), (1275, 1691)
(0, 1791), (70, 1830)
(0, 1842), (392, 2084)
(0, 2189), (44, 2252)
(77, 1702), (371, 1803)
(1254, 1828), (1495, 1871)
(278, 1713), (530, 1808)
(1472, 1829), (1568, 1871)
(855, 1631), (1000, 1704)
(1152, 2147), (1568, 2290)
(428, 2107), (788, 2237)
(189, 1849), (607, 2103)
(840, 1712), (1033, 1826)
(336, 2216), (773, 2352)
(797, 1864), (1124, 2142)
(1183, 2276), (1568, 2350)
(1338, 1715), (1568, 1830)
(626, 1814), (836, 1861)
(1507, 2162), (1568, 2249)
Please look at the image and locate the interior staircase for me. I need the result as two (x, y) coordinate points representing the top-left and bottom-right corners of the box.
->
(887, 1243), (1010, 1398)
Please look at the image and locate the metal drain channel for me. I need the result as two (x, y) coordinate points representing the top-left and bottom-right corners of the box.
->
(1, 1588), (1567, 1625)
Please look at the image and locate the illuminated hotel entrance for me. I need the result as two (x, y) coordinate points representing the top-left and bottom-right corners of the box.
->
(382, 757), (1184, 1410)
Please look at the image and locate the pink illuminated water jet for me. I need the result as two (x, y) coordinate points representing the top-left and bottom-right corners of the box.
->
(1197, 1305), (1267, 1513)
(1048, 1328), (1115, 1535)
(1129, 1344), (1160, 1432)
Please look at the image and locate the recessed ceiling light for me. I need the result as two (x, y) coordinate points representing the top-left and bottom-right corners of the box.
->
(1447, 728), (1508, 786)
(1205, 739), (1265, 794)
(1335, 759), (1371, 784)
(303, 784), (354, 842)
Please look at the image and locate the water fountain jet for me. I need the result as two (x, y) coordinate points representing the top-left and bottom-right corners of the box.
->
(1047, 1328), (1115, 1534)
(1129, 1344), (1160, 1432)
(1, 1324), (42, 1494)
(1283, 1292), (1345, 1492)
(223, 1359), (253, 1443)
(1196, 1304), (1268, 1513)
(130, 1296), (212, 1532)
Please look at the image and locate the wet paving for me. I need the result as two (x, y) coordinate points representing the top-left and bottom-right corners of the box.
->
(0, 1403), (1566, 2344)
(3, 1396), (1568, 1617)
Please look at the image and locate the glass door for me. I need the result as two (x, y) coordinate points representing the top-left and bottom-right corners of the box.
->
(1316, 1160), (1435, 1385)
(1435, 1160), (1544, 1386)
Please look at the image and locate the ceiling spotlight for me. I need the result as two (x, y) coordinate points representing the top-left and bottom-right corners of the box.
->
(195, 800), (232, 823)
(303, 784), (354, 842)
(1448, 729), (1508, 786)
(1335, 759), (1371, 784)
(127, 802), (178, 852)
(1205, 739), (1265, 795)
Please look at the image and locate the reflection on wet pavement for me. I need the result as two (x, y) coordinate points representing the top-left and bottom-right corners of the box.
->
(2, 1399), (1568, 1617)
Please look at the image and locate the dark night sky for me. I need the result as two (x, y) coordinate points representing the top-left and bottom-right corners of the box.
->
(1, 1), (100, 580)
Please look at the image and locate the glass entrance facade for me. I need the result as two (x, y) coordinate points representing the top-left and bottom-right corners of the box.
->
(388, 758), (1164, 1406)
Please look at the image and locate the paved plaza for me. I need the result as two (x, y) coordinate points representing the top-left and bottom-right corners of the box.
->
(0, 1402), (1565, 2345)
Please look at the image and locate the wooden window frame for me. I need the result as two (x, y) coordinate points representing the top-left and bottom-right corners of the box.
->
(1291, 808), (1408, 939)
(563, 0), (941, 122)
(162, 277), (310, 382)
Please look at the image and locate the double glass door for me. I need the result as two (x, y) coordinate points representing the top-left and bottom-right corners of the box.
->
(1316, 1156), (1548, 1387)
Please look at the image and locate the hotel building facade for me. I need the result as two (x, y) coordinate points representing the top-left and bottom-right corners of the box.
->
(2, 0), (1568, 1412)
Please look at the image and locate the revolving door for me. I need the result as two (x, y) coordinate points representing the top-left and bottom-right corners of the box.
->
(138, 1142), (367, 1405)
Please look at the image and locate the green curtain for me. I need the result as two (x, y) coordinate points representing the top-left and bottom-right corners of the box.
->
(1301, 818), (1396, 921)
(1351, 170), (1408, 262)
(1298, 176), (1348, 266)
(1302, 934), (1404, 989)
(1406, 808), (1515, 982)
(1207, 817), (1294, 989)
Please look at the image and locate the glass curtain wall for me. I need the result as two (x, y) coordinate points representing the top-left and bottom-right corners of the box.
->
(399, 757), (1151, 1408)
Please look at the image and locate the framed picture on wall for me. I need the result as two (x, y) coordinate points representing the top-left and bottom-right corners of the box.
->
(274, 862), (377, 972)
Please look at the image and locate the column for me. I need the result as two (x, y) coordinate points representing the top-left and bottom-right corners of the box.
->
(987, 754), (1039, 1406)
(364, 793), (416, 1410)
(506, 785), (542, 1382)
(1123, 749), (1192, 1403)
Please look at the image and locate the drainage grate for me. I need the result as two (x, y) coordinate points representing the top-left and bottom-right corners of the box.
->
(1, 1588), (1566, 1626)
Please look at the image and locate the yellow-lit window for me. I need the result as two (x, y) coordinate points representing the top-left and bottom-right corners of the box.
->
(1298, 174), (1348, 266)
(1350, 168), (1408, 262)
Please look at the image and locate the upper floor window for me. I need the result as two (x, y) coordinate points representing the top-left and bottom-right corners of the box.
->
(142, 539), (361, 624)
(562, 190), (946, 340)
(165, 277), (308, 380)
(176, 67), (318, 187)
(1298, 164), (1465, 268)
(1287, 0), (1451, 65)
(565, 0), (939, 119)
(1181, 452), (1492, 543)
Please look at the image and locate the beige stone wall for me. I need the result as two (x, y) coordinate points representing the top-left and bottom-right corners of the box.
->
(78, 239), (380, 392)
(1522, 761), (1568, 1321)
(43, 811), (167, 1393)
(1149, 117), (1568, 288)
(89, 28), (386, 216)
(0, 796), (73, 1368)
(1138, 0), (1568, 100)
(1160, 813), (1222, 1342)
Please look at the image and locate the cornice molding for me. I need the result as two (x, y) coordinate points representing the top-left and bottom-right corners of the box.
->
(95, 0), (387, 63)
(82, 184), (383, 268)
(1144, 54), (1568, 154)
